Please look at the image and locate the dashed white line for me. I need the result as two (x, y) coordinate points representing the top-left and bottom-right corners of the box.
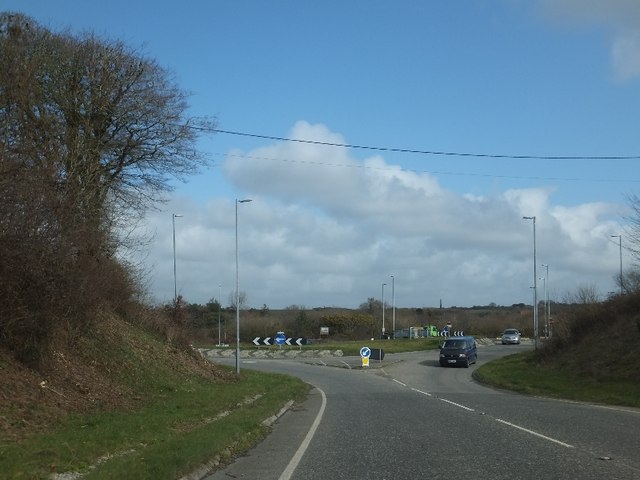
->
(496, 418), (574, 448)
(440, 398), (475, 412)
(411, 387), (432, 397)
(396, 377), (574, 450)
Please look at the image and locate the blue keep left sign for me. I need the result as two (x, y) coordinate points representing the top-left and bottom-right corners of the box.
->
(275, 331), (286, 345)
(360, 346), (371, 358)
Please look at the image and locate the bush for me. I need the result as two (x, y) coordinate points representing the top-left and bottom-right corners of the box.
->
(537, 291), (640, 382)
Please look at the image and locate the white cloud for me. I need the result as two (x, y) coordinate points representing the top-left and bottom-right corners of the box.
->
(541, 0), (640, 81)
(137, 122), (624, 309)
(612, 30), (640, 82)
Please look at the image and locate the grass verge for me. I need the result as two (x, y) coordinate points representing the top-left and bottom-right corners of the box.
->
(474, 351), (640, 409)
(0, 314), (309, 480)
(1, 368), (308, 479)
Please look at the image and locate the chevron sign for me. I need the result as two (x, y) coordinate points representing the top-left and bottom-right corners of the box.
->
(252, 336), (307, 346)
(439, 330), (464, 337)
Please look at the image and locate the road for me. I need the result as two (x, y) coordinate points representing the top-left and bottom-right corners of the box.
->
(203, 343), (640, 480)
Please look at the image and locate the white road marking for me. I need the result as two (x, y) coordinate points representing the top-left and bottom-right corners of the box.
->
(440, 398), (475, 412)
(496, 418), (574, 448)
(392, 375), (576, 451)
(278, 387), (327, 480)
(411, 388), (432, 397)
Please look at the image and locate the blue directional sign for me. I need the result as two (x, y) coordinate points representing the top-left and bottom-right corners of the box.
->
(360, 346), (371, 358)
(275, 331), (286, 346)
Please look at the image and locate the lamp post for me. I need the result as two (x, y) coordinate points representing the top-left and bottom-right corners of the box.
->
(172, 213), (183, 304)
(235, 199), (252, 374)
(391, 275), (396, 339)
(539, 276), (546, 337)
(541, 264), (549, 337)
(218, 283), (222, 346)
(611, 235), (623, 296)
(523, 216), (538, 350)
(381, 283), (387, 338)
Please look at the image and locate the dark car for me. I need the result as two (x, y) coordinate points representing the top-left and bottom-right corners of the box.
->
(439, 336), (477, 368)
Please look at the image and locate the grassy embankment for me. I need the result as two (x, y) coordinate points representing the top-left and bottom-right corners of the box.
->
(475, 294), (640, 409)
(474, 350), (640, 408)
(0, 316), (308, 479)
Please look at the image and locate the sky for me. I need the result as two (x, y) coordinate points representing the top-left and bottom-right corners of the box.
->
(5, 0), (640, 309)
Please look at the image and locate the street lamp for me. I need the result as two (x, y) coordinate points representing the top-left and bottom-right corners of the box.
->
(539, 276), (546, 337)
(381, 283), (387, 338)
(391, 275), (396, 339)
(172, 213), (183, 304)
(218, 283), (222, 347)
(235, 198), (252, 374)
(523, 216), (539, 350)
(541, 264), (550, 337)
(611, 235), (623, 296)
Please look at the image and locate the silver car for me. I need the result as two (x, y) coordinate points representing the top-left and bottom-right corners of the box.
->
(501, 328), (521, 344)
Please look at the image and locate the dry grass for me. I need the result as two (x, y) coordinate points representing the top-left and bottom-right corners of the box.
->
(0, 314), (235, 443)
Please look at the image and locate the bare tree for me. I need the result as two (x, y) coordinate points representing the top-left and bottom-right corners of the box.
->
(615, 269), (640, 295)
(359, 297), (381, 314)
(228, 291), (248, 310)
(0, 14), (214, 361)
(563, 284), (601, 305)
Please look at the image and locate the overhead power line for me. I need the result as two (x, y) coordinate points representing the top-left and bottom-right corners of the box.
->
(209, 128), (640, 161)
(214, 152), (640, 184)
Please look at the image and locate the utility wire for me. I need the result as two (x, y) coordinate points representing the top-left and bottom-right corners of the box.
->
(214, 153), (640, 184)
(207, 128), (640, 161)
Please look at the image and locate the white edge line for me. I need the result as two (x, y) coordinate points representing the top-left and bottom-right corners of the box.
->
(496, 418), (574, 448)
(278, 387), (327, 480)
(339, 360), (352, 369)
(411, 387), (432, 397)
(393, 379), (407, 387)
(440, 398), (475, 412)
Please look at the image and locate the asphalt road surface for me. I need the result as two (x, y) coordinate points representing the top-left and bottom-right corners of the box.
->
(204, 343), (640, 480)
